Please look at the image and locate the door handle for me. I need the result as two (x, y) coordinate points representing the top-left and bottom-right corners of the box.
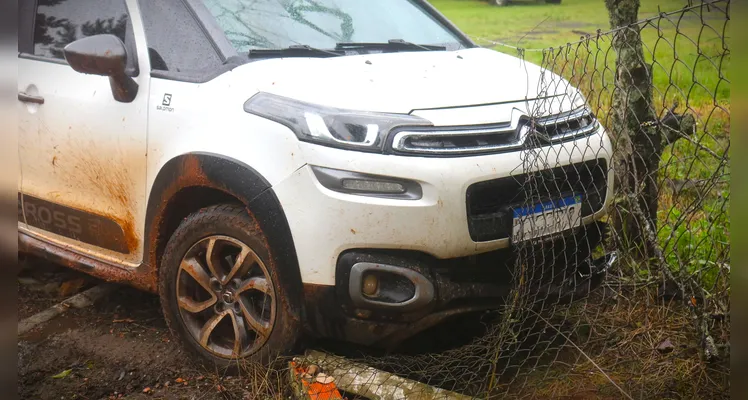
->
(18, 92), (44, 105)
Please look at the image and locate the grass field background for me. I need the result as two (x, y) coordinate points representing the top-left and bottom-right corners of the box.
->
(432, 0), (698, 48)
(431, 0), (729, 105)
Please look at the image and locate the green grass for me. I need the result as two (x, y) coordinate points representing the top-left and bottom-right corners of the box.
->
(431, 0), (730, 106)
(432, 0), (712, 48)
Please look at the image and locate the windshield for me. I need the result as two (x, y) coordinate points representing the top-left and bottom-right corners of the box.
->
(201, 0), (466, 53)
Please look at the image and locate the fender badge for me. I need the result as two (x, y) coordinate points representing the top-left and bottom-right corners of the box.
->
(157, 93), (174, 112)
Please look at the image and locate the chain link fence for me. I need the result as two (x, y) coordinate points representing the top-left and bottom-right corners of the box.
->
(285, 1), (730, 399)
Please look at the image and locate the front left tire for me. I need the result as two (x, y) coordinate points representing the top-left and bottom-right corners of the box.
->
(159, 204), (300, 371)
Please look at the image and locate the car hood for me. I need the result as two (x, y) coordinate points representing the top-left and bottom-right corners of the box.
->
(235, 47), (581, 115)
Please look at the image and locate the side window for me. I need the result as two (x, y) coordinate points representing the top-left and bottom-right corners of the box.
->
(33, 0), (130, 60)
(138, 0), (222, 74)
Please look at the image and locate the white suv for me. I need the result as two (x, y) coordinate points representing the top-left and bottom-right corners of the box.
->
(18, 0), (615, 369)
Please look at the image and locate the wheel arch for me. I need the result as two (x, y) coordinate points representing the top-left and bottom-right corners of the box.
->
(143, 152), (303, 321)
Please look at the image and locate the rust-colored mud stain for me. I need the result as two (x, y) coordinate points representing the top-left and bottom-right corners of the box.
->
(180, 155), (211, 186)
(72, 147), (140, 254)
(113, 212), (139, 255)
(146, 155), (211, 275)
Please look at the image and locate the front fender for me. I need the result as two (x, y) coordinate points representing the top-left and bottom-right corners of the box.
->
(143, 152), (304, 321)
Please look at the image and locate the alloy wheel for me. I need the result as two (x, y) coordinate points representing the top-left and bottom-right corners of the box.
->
(176, 235), (275, 358)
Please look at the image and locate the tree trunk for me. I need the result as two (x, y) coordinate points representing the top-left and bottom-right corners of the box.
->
(604, 0), (661, 263)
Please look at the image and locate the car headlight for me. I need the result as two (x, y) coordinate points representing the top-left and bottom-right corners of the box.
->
(243, 92), (431, 152)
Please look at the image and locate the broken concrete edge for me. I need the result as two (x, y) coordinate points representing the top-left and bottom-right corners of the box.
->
(18, 283), (115, 336)
(301, 350), (479, 400)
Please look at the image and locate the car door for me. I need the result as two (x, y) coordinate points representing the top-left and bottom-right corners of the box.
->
(18, 0), (151, 266)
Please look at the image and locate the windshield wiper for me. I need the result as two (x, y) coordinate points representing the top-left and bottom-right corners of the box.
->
(335, 39), (447, 52)
(247, 40), (446, 59)
(248, 45), (344, 59)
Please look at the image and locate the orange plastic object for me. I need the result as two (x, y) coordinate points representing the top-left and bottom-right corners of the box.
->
(306, 381), (343, 400)
(291, 361), (344, 400)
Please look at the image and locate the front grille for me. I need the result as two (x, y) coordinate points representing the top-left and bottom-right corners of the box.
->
(466, 159), (608, 242)
(390, 107), (599, 156)
(391, 122), (522, 155)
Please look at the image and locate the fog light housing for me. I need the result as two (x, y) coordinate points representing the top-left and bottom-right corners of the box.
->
(311, 166), (422, 200)
(348, 262), (434, 312)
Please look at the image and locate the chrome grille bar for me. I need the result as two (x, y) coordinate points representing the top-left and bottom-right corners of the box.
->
(391, 107), (599, 155)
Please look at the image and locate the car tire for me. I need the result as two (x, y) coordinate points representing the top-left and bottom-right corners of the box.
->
(159, 203), (300, 372)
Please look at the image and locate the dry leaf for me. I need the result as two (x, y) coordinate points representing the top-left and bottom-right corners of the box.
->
(59, 278), (86, 296)
(52, 369), (72, 379)
(657, 338), (675, 353)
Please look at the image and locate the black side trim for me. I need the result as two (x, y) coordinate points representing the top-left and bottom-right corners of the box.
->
(22, 193), (131, 253)
(196, 152), (272, 196)
(250, 188), (305, 308)
(19, 231), (155, 292)
(18, 192), (24, 223)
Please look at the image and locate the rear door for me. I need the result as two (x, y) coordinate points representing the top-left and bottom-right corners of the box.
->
(17, 0), (151, 266)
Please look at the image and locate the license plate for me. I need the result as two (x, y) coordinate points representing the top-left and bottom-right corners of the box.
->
(511, 195), (582, 243)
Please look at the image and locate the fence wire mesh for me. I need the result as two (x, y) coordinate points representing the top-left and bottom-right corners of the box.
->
(287, 1), (730, 399)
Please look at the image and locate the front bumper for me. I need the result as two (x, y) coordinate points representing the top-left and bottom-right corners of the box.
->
(272, 131), (614, 286)
(271, 130), (615, 347)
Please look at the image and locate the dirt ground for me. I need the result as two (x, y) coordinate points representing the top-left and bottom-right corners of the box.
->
(17, 258), (258, 400)
(17, 257), (729, 400)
